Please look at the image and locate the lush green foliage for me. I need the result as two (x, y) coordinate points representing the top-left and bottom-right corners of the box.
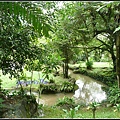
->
(0, 1), (120, 118)
(53, 1), (120, 73)
(62, 105), (80, 118)
(73, 68), (117, 86)
(0, 2), (53, 37)
(40, 104), (120, 118)
(86, 60), (93, 70)
(55, 96), (76, 109)
(60, 81), (75, 92)
(107, 85), (120, 105)
(87, 101), (100, 118)
(0, 4), (41, 78)
(0, 1), (64, 84)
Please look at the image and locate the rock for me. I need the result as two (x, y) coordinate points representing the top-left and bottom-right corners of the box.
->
(1, 95), (40, 118)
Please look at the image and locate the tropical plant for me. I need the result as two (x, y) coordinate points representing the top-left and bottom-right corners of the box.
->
(0, 2), (53, 37)
(0, 98), (4, 108)
(114, 104), (120, 112)
(85, 60), (93, 70)
(0, 1), (54, 79)
(0, 8), (41, 79)
(87, 101), (100, 119)
(62, 105), (80, 118)
(55, 96), (76, 109)
(107, 85), (120, 105)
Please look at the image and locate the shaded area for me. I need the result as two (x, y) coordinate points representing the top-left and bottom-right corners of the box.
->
(0, 94), (42, 118)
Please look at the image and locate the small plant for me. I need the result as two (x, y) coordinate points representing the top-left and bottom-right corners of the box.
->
(87, 101), (100, 118)
(114, 104), (120, 112)
(1, 89), (10, 97)
(60, 81), (74, 92)
(56, 96), (75, 105)
(86, 60), (93, 70)
(11, 90), (18, 96)
(62, 105), (80, 118)
(0, 98), (5, 108)
(55, 96), (76, 109)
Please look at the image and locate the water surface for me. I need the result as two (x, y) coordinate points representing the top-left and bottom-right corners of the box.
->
(36, 70), (107, 106)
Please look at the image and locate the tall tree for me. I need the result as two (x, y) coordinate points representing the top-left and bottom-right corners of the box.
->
(0, 1), (53, 78)
(52, 1), (77, 78)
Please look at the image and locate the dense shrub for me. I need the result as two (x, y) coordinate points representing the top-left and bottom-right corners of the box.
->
(86, 61), (93, 70)
(55, 96), (76, 110)
(60, 81), (75, 93)
(106, 85), (120, 106)
(73, 68), (116, 87)
(40, 81), (76, 94)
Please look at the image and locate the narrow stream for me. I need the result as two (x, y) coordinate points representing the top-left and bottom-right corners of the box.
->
(35, 69), (107, 106)
(7, 69), (107, 106)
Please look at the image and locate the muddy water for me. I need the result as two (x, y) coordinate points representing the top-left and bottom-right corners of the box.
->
(35, 69), (107, 106)
(8, 69), (107, 106)
(36, 93), (74, 106)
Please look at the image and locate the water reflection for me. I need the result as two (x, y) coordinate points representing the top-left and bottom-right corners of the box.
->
(73, 76), (107, 105)
(7, 69), (107, 106)
(37, 71), (107, 106)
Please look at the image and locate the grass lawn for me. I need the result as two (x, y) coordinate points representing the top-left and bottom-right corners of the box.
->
(0, 69), (67, 89)
(69, 61), (113, 68)
(41, 105), (120, 118)
(0, 70), (52, 89)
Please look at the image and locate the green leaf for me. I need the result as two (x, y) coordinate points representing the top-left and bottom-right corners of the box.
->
(9, 2), (13, 14)
(78, 28), (89, 32)
(96, 2), (113, 12)
(113, 26), (120, 34)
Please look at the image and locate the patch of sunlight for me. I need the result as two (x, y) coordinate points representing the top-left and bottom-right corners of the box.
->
(93, 62), (113, 68)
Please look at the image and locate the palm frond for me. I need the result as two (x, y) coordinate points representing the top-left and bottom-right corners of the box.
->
(0, 2), (53, 37)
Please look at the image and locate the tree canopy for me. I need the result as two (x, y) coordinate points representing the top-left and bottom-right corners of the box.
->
(0, 1), (120, 87)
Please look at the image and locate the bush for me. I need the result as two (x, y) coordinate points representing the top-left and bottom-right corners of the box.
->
(106, 85), (120, 106)
(60, 81), (75, 92)
(73, 68), (116, 87)
(86, 60), (93, 70)
(55, 96), (76, 110)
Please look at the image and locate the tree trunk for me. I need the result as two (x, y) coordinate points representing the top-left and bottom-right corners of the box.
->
(63, 46), (69, 78)
(30, 71), (33, 95)
(84, 46), (89, 62)
(63, 63), (65, 77)
(116, 32), (120, 88)
(64, 60), (69, 78)
(111, 50), (116, 72)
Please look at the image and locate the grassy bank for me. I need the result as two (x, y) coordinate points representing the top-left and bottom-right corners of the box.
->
(39, 105), (120, 118)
